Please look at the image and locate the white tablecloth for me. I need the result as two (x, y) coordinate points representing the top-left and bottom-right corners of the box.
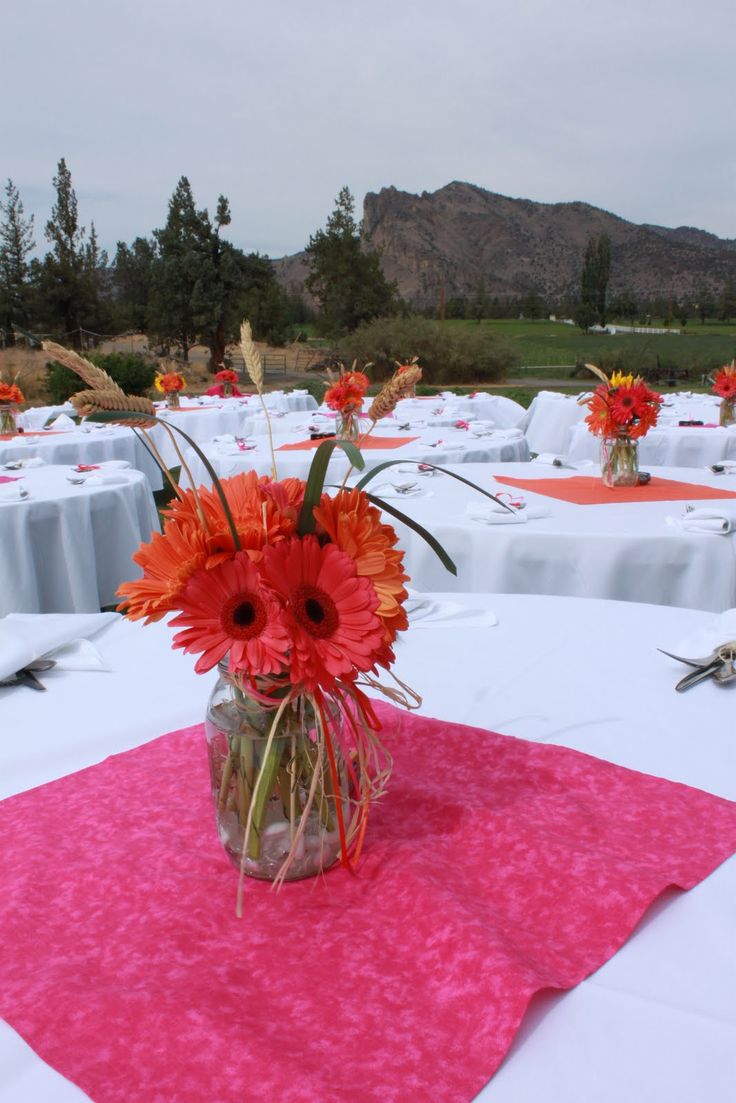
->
(0, 466), (160, 614)
(567, 421), (736, 467)
(521, 390), (588, 454)
(148, 403), (253, 468)
(394, 392), (526, 428)
(1, 593), (735, 1102)
(377, 461), (736, 611)
(178, 416), (529, 488)
(0, 426), (163, 490)
(15, 403), (76, 430)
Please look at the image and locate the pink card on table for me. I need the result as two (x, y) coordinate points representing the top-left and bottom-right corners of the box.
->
(2, 702), (736, 1102)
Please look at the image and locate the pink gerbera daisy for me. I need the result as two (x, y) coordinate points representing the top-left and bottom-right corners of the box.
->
(170, 553), (291, 675)
(262, 535), (385, 693)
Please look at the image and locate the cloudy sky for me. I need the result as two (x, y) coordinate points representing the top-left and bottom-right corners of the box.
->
(5, 0), (735, 259)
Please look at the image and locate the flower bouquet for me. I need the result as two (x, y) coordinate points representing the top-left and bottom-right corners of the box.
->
(324, 366), (370, 440)
(154, 369), (186, 408)
(581, 365), (662, 486)
(0, 375), (25, 434)
(211, 368), (242, 398)
(711, 361), (736, 427)
(42, 327), (512, 908)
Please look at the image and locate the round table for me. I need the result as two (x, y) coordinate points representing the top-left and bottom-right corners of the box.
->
(0, 465), (160, 615)
(1, 594), (735, 1103)
(374, 461), (736, 611)
(567, 421), (736, 467)
(178, 417), (530, 488)
(0, 426), (164, 490)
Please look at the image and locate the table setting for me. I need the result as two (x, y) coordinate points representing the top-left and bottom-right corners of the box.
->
(4, 337), (736, 1103)
(0, 422), (164, 491)
(2, 592), (736, 1103)
(372, 460), (736, 610)
(0, 464), (160, 615)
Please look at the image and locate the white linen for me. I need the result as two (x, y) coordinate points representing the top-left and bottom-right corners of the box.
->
(377, 461), (736, 611)
(177, 412), (530, 489)
(0, 466), (160, 615)
(465, 501), (550, 525)
(50, 413), (77, 431)
(0, 483), (28, 501)
(0, 425), (163, 490)
(15, 403), (75, 430)
(0, 612), (117, 680)
(146, 405), (254, 467)
(1, 594), (736, 1103)
(567, 422), (736, 468)
(522, 390), (587, 454)
(666, 506), (736, 534)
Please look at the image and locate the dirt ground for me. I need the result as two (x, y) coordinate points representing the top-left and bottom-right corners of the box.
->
(0, 335), (323, 404)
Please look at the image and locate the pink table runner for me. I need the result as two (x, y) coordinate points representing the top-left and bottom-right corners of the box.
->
(2, 703), (736, 1102)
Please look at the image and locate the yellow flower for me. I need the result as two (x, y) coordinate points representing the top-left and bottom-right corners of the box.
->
(610, 371), (634, 389)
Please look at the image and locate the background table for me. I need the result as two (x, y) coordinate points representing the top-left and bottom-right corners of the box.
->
(567, 421), (736, 467)
(0, 426), (163, 490)
(178, 417), (529, 488)
(0, 466), (160, 615)
(376, 461), (736, 610)
(1, 593), (735, 1102)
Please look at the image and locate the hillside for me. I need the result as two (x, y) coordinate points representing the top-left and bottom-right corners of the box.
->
(273, 182), (736, 308)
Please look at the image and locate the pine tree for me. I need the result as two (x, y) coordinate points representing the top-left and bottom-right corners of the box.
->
(42, 158), (90, 344)
(0, 179), (35, 342)
(305, 187), (399, 336)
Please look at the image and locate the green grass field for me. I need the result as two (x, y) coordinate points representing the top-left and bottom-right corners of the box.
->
(445, 319), (736, 374)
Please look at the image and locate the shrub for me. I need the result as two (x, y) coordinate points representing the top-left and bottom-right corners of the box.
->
(336, 316), (518, 385)
(45, 352), (156, 404)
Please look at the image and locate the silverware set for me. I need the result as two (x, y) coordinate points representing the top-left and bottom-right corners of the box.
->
(658, 641), (736, 692)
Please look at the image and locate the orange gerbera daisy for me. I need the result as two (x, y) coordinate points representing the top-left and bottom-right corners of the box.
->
(117, 521), (210, 623)
(162, 474), (304, 568)
(170, 553), (291, 675)
(313, 488), (410, 652)
(262, 535), (385, 693)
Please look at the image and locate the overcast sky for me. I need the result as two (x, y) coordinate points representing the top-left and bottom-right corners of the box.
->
(4, 0), (735, 260)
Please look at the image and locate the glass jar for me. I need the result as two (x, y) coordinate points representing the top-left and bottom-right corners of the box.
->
(335, 411), (362, 442)
(165, 392), (181, 409)
(720, 398), (735, 428)
(0, 405), (17, 434)
(204, 665), (352, 882)
(600, 432), (639, 487)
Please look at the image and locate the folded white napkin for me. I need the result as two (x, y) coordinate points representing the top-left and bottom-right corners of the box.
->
(665, 608), (736, 662)
(405, 597), (498, 628)
(16, 456), (46, 468)
(84, 473), (131, 486)
(51, 413), (77, 431)
(372, 482), (432, 500)
(0, 483), (28, 502)
(466, 502), (550, 525)
(666, 507), (736, 535)
(216, 442), (251, 455)
(212, 433), (236, 443)
(98, 459), (131, 469)
(0, 612), (118, 681)
(467, 420), (496, 435)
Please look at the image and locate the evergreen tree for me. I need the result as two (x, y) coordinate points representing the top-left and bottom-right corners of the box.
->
(305, 187), (399, 336)
(112, 237), (156, 332)
(0, 179), (35, 342)
(579, 233), (611, 326)
(42, 158), (90, 344)
(149, 177), (211, 359)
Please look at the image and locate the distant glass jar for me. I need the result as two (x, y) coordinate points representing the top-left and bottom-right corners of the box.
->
(600, 432), (639, 487)
(720, 398), (735, 428)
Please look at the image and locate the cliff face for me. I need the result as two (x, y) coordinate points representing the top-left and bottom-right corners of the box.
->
(274, 181), (736, 308)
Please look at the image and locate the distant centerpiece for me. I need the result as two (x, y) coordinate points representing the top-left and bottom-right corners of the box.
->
(582, 365), (662, 487)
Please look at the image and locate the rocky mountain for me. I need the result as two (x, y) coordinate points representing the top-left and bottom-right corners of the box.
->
(273, 181), (736, 309)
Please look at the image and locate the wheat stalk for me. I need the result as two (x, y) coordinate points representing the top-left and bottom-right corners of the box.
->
(239, 320), (264, 392)
(367, 365), (423, 422)
(70, 389), (157, 426)
(584, 362), (610, 386)
(42, 340), (126, 396)
(239, 318), (277, 479)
